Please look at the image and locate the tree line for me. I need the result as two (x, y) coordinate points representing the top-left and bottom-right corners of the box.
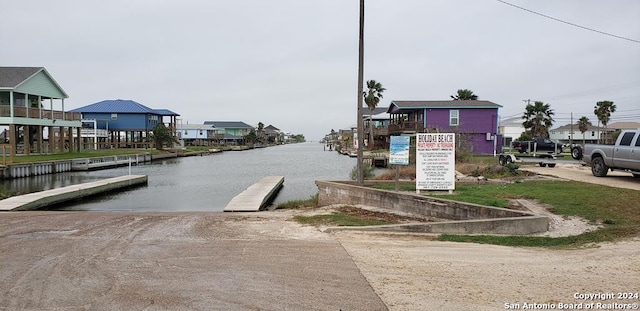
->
(518, 100), (616, 144)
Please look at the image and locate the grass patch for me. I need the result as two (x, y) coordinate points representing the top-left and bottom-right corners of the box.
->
(276, 194), (318, 209)
(291, 205), (423, 227)
(371, 180), (640, 247)
(293, 213), (390, 227)
(433, 181), (640, 247)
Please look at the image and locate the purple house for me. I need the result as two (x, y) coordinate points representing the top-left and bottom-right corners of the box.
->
(387, 100), (503, 154)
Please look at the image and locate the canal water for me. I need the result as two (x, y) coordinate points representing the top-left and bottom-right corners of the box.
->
(0, 143), (357, 212)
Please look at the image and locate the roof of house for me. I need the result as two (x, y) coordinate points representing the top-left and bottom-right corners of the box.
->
(0, 66), (68, 98)
(608, 121), (640, 130)
(388, 100), (501, 113)
(153, 108), (180, 116)
(499, 116), (524, 127)
(550, 123), (601, 131)
(0, 67), (42, 88)
(265, 125), (280, 131)
(71, 99), (179, 116)
(203, 121), (253, 128)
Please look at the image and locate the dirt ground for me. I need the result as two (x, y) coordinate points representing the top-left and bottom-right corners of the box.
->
(320, 163), (640, 310)
(519, 162), (640, 191)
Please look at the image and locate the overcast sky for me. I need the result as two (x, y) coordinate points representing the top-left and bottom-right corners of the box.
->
(2, 0), (639, 140)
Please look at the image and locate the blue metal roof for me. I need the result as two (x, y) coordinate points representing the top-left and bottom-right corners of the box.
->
(71, 99), (179, 116)
(153, 109), (180, 116)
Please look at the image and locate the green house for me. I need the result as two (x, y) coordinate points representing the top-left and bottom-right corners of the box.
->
(0, 67), (82, 156)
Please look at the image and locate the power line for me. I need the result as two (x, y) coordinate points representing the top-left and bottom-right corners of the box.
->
(535, 82), (640, 101)
(495, 0), (640, 44)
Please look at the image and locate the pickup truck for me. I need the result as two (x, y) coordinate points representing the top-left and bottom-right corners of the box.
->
(512, 137), (562, 154)
(583, 130), (640, 177)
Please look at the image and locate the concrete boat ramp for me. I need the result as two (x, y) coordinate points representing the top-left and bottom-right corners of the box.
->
(224, 176), (284, 212)
(0, 175), (148, 211)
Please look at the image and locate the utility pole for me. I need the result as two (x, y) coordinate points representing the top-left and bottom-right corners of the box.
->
(570, 112), (573, 145)
(356, 0), (365, 186)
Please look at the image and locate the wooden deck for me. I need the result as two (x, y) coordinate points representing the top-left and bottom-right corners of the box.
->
(224, 176), (284, 212)
(0, 175), (148, 211)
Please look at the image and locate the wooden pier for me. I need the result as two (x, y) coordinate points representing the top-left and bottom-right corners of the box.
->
(0, 175), (148, 211)
(224, 176), (284, 212)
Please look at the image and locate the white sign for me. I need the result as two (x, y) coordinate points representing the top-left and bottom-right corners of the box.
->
(416, 133), (456, 190)
(389, 136), (410, 165)
(353, 132), (358, 150)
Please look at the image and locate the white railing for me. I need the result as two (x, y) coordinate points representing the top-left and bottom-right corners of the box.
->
(74, 128), (109, 138)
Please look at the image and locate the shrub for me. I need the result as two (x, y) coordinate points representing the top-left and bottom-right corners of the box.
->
(350, 163), (375, 180)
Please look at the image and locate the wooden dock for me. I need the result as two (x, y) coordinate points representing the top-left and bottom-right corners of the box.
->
(224, 176), (284, 212)
(0, 175), (148, 211)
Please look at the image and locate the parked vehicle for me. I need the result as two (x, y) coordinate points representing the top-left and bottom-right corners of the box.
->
(570, 145), (584, 160)
(582, 130), (640, 177)
(511, 137), (562, 154)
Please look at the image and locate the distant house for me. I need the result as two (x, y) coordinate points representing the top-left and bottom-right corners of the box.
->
(387, 100), (502, 154)
(71, 99), (179, 149)
(0, 66), (82, 156)
(363, 106), (390, 149)
(264, 124), (283, 144)
(498, 116), (525, 147)
(608, 122), (640, 131)
(203, 121), (253, 145)
(549, 123), (602, 144)
(176, 124), (222, 146)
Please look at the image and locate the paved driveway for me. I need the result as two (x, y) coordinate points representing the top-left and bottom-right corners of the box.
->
(520, 162), (640, 191)
(0, 212), (387, 311)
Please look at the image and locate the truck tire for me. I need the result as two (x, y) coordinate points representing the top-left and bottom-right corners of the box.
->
(591, 156), (609, 177)
(499, 155), (507, 166)
(571, 146), (583, 160)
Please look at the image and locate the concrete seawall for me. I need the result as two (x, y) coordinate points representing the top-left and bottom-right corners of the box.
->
(316, 180), (549, 235)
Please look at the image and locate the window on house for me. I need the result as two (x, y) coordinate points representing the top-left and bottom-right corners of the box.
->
(111, 113), (117, 120)
(449, 110), (459, 126)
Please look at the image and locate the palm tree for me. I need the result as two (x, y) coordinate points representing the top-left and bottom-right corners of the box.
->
(594, 100), (616, 143)
(363, 80), (385, 149)
(450, 89), (478, 100)
(150, 123), (179, 150)
(257, 122), (265, 144)
(522, 101), (554, 138)
(577, 116), (592, 146)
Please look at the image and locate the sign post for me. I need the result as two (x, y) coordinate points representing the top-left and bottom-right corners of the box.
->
(389, 135), (410, 191)
(416, 133), (456, 193)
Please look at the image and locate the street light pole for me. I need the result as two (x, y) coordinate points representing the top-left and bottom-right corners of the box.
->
(356, 0), (365, 186)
